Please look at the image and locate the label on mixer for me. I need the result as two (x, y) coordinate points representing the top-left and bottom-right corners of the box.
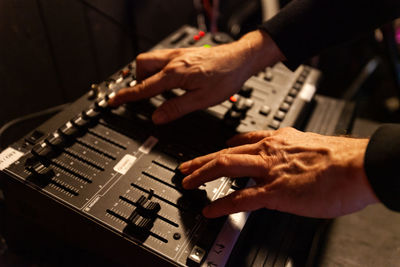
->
(139, 136), (159, 154)
(113, 154), (137, 175)
(299, 83), (316, 102)
(0, 147), (24, 171)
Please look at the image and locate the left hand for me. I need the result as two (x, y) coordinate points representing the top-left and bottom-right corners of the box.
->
(179, 127), (378, 218)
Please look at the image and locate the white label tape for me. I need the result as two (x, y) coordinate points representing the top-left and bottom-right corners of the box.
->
(113, 154), (137, 175)
(139, 136), (158, 154)
(299, 83), (316, 102)
(0, 147), (24, 171)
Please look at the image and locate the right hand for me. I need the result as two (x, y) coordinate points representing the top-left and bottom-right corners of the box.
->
(108, 30), (285, 124)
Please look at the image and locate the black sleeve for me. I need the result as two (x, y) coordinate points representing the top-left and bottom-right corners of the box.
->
(260, 0), (400, 69)
(364, 124), (400, 211)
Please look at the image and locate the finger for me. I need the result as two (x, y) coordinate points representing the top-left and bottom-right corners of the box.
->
(135, 49), (179, 81)
(108, 70), (176, 107)
(152, 89), (214, 124)
(202, 186), (268, 218)
(182, 154), (268, 189)
(227, 130), (274, 147)
(179, 143), (259, 174)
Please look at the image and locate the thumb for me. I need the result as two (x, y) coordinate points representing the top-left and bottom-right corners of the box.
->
(152, 90), (211, 124)
(202, 186), (270, 218)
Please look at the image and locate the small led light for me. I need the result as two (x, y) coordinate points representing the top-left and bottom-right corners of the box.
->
(229, 96), (237, 102)
(199, 31), (205, 37)
(193, 35), (200, 41)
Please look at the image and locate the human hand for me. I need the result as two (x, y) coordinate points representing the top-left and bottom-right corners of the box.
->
(108, 30), (284, 124)
(180, 127), (379, 218)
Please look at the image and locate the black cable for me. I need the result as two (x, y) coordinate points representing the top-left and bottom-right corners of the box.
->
(0, 103), (70, 150)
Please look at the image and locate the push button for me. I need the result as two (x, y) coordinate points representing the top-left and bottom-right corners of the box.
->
(288, 89), (298, 97)
(263, 68), (273, 81)
(268, 120), (280, 130)
(274, 110), (286, 121)
(279, 102), (290, 112)
(284, 95), (294, 104)
(259, 105), (271, 116)
(239, 85), (253, 98)
(187, 245), (206, 266)
(293, 82), (302, 90)
(244, 99), (254, 109)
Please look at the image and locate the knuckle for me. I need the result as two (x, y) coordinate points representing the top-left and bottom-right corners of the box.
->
(163, 64), (179, 75)
(215, 154), (230, 168)
(229, 193), (244, 210)
(136, 53), (147, 63)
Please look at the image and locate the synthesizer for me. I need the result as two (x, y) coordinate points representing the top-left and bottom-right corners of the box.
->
(0, 26), (321, 266)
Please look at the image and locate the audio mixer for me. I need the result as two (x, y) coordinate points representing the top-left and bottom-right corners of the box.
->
(0, 26), (321, 266)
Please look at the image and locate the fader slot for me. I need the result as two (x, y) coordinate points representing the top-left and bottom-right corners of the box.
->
(89, 123), (132, 149)
(130, 183), (188, 212)
(142, 163), (177, 189)
(105, 209), (168, 243)
(121, 188), (197, 228)
(63, 142), (110, 170)
(50, 177), (80, 196)
(119, 196), (179, 228)
(52, 166), (90, 187)
(77, 133), (123, 160)
(152, 156), (179, 172)
(51, 154), (98, 182)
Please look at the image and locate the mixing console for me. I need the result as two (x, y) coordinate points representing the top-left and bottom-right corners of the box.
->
(0, 26), (321, 266)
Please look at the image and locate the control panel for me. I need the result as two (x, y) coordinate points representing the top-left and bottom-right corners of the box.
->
(0, 26), (320, 267)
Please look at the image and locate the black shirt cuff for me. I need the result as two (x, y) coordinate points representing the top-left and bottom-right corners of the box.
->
(260, 0), (400, 70)
(364, 124), (400, 211)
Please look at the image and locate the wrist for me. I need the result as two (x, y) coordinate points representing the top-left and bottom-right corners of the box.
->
(353, 138), (380, 205)
(236, 30), (286, 75)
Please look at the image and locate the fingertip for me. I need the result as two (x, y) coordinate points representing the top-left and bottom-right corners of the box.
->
(178, 161), (191, 174)
(202, 205), (213, 218)
(108, 96), (120, 107)
(181, 177), (191, 190)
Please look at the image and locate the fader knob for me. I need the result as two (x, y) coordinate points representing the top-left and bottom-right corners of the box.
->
(136, 195), (161, 218)
(46, 131), (66, 148)
(31, 141), (54, 158)
(58, 121), (80, 137)
(25, 161), (54, 185)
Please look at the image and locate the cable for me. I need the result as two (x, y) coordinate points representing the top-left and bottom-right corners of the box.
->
(193, 0), (207, 31)
(0, 103), (70, 150)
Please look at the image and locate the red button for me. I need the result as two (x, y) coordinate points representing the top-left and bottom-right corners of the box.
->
(229, 96), (237, 102)
(199, 31), (205, 37)
(193, 35), (200, 41)
(121, 69), (130, 78)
